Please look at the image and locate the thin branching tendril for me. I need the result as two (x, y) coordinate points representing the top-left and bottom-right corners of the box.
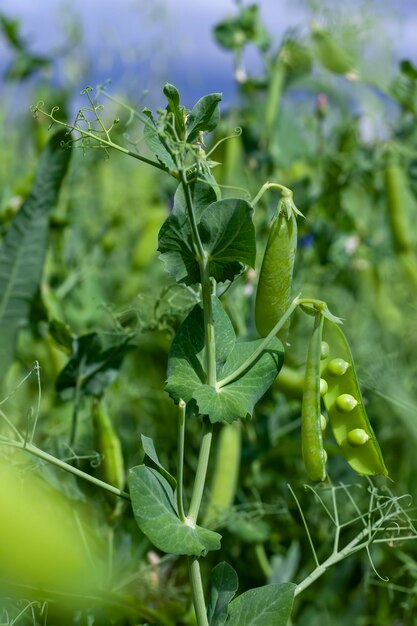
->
(290, 479), (417, 596)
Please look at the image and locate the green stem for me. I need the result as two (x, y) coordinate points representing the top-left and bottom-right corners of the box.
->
(254, 543), (272, 579)
(180, 169), (216, 386)
(294, 525), (369, 597)
(201, 261), (216, 386)
(35, 109), (169, 173)
(251, 182), (292, 208)
(177, 399), (186, 522)
(180, 168), (216, 626)
(0, 438), (131, 501)
(187, 421), (213, 524)
(189, 558), (209, 626)
(217, 294), (300, 389)
(180, 170), (205, 260)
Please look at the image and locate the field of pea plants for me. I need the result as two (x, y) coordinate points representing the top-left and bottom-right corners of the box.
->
(2, 2), (417, 625)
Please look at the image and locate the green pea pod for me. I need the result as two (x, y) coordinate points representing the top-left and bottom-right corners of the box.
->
(92, 398), (125, 492)
(203, 422), (241, 527)
(320, 321), (388, 476)
(301, 312), (327, 482)
(255, 195), (298, 342)
(384, 157), (417, 288)
(311, 25), (357, 75)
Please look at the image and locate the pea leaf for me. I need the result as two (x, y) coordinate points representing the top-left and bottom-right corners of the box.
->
(207, 562), (239, 626)
(158, 186), (256, 285)
(0, 130), (70, 375)
(186, 93), (222, 141)
(141, 434), (176, 489)
(56, 333), (134, 397)
(166, 297), (283, 423)
(142, 110), (177, 172)
(226, 583), (296, 626)
(129, 465), (221, 556)
(165, 297), (235, 402)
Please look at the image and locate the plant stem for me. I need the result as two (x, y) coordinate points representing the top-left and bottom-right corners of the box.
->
(254, 543), (272, 579)
(294, 526), (369, 597)
(217, 294), (300, 388)
(251, 182), (292, 208)
(177, 399), (186, 522)
(34, 107), (170, 173)
(0, 438), (131, 501)
(189, 558), (209, 626)
(187, 421), (213, 524)
(201, 261), (216, 386)
(180, 171), (206, 260)
(180, 167), (217, 626)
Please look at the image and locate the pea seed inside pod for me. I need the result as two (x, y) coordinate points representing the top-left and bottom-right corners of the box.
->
(327, 358), (350, 376)
(335, 393), (358, 412)
(320, 341), (330, 360)
(320, 414), (327, 431)
(319, 378), (328, 396)
(347, 428), (369, 447)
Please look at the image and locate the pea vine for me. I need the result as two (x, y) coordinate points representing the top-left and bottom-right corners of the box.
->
(0, 82), (405, 625)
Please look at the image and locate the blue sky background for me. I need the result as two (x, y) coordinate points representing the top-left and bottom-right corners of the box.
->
(0, 0), (416, 112)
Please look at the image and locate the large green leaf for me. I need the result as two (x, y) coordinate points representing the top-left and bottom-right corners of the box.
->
(166, 296), (283, 423)
(158, 183), (255, 285)
(226, 583), (296, 626)
(0, 130), (71, 374)
(129, 465), (221, 556)
(207, 562), (239, 626)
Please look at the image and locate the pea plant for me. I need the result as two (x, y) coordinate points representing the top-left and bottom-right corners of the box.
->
(2, 82), (416, 625)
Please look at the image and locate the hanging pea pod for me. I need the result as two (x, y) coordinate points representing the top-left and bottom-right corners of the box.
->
(203, 422), (241, 527)
(320, 320), (388, 477)
(383, 154), (417, 289)
(301, 312), (327, 482)
(255, 191), (299, 343)
(92, 398), (125, 493)
(311, 24), (358, 76)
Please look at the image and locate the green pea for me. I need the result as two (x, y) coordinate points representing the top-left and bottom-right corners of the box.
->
(327, 358), (350, 376)
(255, 200), (297, 342)
(335, 394), (358, 412)
(319, 378), (328, 396)
(320, 320), (388, 476)
(347, 429), (369, 447)
(301, 312), (326, 482)
(320, 414), (327, 432)
(320, 341), (330, 360)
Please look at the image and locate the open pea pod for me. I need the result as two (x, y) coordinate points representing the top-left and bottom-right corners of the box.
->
(320, 320), (388, 477)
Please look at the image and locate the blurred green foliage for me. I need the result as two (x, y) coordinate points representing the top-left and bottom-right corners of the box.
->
(2, 2), (417, 625)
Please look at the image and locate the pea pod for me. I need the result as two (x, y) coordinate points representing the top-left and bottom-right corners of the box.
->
(320, 321), (388, 476)
(301, 312), (327, 482)
(384, 157), (417, 289)
(255, 193), (298, 342)
(203, 422), (241, 527)
(311, 24), (357, 76)
(92, 398), (125, 492)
